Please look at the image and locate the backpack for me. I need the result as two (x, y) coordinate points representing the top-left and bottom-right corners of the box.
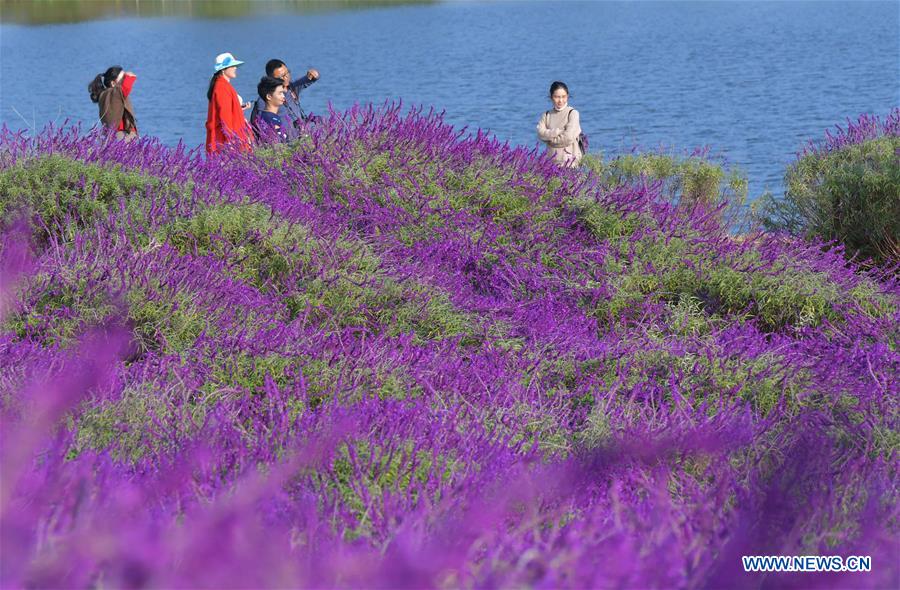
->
(566, 109), (588, 155)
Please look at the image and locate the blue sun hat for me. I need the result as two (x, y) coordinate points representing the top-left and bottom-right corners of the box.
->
(214, 52), (245, 72)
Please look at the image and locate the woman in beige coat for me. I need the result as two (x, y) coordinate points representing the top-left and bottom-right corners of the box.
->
(536, 81), (583, 167)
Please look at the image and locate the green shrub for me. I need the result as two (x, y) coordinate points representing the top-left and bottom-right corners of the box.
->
(204, 352), (296, 394)
(4, 265), (223, 354)
(158, 202), (309, 288)
(3, 270), (116, 345)
(126, 285), (218, 355)
(324, 438), (457, 540)
(593, 234), (894, 331)
(75, 382), (189, 461)
(0, 154), (188, 241)
(574, 200), (648, 241)
(163, 204), (481, 344)
(582, 152), (748, 213)
(756, 136), (900, 266)
(575, 338), (805, 449)
(705, 264), (842, 329)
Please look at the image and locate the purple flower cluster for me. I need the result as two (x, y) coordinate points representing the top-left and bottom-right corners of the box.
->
(1, 105), (898, 588)
(800, 108), (900, 158)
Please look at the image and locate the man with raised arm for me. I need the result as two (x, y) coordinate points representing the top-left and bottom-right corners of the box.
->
(251, 58), (320, 130)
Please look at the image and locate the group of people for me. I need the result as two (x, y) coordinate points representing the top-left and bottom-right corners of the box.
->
(204, 52), (321, 153)
(89, 55), (585, 166)
(89, 52), (320, 155)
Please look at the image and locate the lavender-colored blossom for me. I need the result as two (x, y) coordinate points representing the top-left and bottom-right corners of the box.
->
(0, 106), (897, 589)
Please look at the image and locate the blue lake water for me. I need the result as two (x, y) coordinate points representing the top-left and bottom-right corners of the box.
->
(1, 1), (897, 198)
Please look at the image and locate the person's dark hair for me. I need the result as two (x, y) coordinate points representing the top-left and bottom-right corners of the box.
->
(207, 71), (223, 102)
(265, 59), (286, 78)
(257, 76), (284, 102)
(88, 66), (124, 103)
(549, 81), (570, 98)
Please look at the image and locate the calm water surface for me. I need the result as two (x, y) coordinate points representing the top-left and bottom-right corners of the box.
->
(1, 1), (897, 197)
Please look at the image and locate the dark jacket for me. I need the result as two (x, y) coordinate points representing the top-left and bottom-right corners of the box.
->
(98, 86), (137, 136)
(251, 74), (316, 128)
(251, 110), (289, 142)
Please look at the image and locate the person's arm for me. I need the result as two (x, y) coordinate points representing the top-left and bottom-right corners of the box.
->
(289, 69), (319, 94)
(250, 97), (266, 122)
(547, 109), (580, 148)
(289, 75), (313, 93)
(536, 112), (559, 142)
(250, 109), (263, 139)
(206, 92), (220, 153)
(120, 73), (137, 98)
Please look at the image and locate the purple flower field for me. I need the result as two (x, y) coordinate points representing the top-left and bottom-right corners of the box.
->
(1, 105), (898, 589)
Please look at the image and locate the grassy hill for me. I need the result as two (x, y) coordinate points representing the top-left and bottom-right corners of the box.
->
(1, 105), (897, 588)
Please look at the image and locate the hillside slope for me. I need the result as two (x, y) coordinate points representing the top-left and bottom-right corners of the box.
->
(1, 105), (897, 588)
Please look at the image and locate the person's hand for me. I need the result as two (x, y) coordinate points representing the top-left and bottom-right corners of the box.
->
(307, 68), (320, 81)
(242, 101), (252, 110)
